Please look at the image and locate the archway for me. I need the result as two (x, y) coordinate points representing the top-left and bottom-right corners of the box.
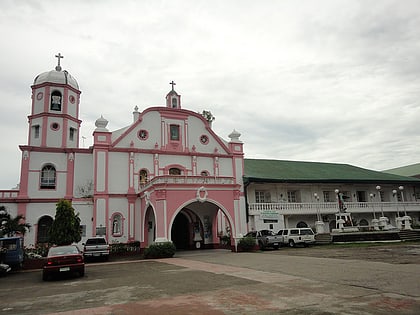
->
(296, 221), (308, 228)
(171, 212), (190, 250)
(37, 216), (53, 244)
(144, 206), (156, 246)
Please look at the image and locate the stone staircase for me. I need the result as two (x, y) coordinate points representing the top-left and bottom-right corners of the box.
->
(398, 229), (420, 241)
(315, 233), (332, 245)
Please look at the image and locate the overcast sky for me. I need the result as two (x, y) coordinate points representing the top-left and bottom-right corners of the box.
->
(0, 0), (419, 189)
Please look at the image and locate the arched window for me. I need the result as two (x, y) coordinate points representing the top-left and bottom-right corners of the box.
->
(112, 213), (123, 236)
(40, 165), (56, 189)
(201, 171), (209, 177)
(50, 90), (62, 111)
(169, 168), (181, 175)
(37, 216), (53, 243)
(296, 221), (308, 228)
(359, 219), (369, 226)
(139, 169), (148, 185)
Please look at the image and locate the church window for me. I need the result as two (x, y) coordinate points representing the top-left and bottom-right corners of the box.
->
(50, 90), (62, 111)
(33, 125), (40, 138)
(201, 170), (209, 177)
(172, 97), (177, 108)
(111, 213), (123, 236)
(138, 129), (148, 140)
(51, 122), (60, 131)
(200, 135), (209, 145)
(139, 169), (148, 184)
(40, 164), (56, 189)
(169, 168), (181, 175)
(69, 127), (76, 141)
(170, 125), (180, 141)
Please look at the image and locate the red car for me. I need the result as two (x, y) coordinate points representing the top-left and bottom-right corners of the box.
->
(43, 245), (85, 281)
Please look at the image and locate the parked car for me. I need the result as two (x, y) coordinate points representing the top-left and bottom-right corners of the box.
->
(244, 230), (282, 250)
(277, 228), (316, 247)
(43, 245), (85, 281)
(83, 237), (110, 260)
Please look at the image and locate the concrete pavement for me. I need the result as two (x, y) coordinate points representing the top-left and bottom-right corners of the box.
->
(45, 249), (420, 315)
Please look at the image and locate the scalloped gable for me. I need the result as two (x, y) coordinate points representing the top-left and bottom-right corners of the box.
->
(110, 107), (232, 154)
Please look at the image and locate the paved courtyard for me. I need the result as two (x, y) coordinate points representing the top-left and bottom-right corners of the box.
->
(1, 242), (419, 314)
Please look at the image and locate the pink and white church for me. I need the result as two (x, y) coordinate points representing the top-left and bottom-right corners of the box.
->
(0, 55), (248, 249)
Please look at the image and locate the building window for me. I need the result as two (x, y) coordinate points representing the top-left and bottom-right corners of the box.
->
(50, 90), (62, 111)
(287, 191), (298, 203)
(201, 171), (209, 177)
(139, 169), (148, 184)
(323, 191), (333, 202)
(138, 129), (148, 140)
(169, 168), (181, 175)
(33, 125), (40, 139)
(40, 165), (56, 189)
(112, 213), (123, 236)
(255, 191), (271, 203)
(172, 98), (177, 108)
(37, 216), (53, 243)
(69, 127), (76, 141)
(170, 125), (180, 141)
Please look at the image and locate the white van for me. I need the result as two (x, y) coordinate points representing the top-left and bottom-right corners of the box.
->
(277, 228), (316, 247)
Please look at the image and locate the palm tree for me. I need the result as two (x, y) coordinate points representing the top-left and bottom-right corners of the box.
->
(0, 206), (31, 237)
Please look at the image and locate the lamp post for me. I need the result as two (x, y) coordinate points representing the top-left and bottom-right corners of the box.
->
(399, 186), (412, 230)
(369, 193), (379, 230)
(313, 193), (324, 233)
(393, 189), (403, 229)
(376, 185), (388, 230)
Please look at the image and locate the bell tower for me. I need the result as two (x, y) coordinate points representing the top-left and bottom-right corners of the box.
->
(165, 81), (181, 109)
(28, 53), (82, 149)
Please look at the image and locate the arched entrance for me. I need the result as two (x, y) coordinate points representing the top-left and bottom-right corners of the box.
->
(37, 216), (53, 244)
(171, 212), (190, 250)
(144, 206), (156, 246)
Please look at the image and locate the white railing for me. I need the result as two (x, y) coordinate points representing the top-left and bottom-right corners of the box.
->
(248, 202), (420, 215)
(0, 190), (19, 199)
(140, 175), (235, 191)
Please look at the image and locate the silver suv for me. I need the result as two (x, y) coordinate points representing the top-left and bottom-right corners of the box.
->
(277, 228), (316, 247)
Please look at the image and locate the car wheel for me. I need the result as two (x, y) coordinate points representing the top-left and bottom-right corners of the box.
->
(273, 245), (279, 250)
(289, 240), (295, 248)
(79, 269), (85, 277)
(258, 242), (265, 251)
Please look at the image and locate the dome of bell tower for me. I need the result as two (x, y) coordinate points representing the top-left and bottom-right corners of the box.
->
(33, 53), (79, 90)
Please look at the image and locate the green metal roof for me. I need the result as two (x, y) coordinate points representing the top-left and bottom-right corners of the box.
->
(382, 163), (420, 177)
(244, 159), (420, 184)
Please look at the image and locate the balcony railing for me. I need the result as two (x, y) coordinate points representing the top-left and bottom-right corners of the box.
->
(0, 190), (19, 199)
(248, 201), (420, 215)
(140, 175), (235, 191)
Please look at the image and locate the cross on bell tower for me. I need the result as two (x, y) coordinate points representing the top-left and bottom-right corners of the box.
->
(55, 53), (64, 71)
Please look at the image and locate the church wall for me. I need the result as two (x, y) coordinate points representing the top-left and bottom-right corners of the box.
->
(134, 153), (154, 176)
(196, 156), (214, 175)
(218, 157), (234, 177)
(158, 155), (191, 174)
(26, 152), (68, 198)
(108, 197), (129, 243)
(72, 201), (94, 242)
(23, 202), (58, 246)
(67, 90), (79, 117)
(108, 153), (129, 193)
(73, 153), (94, 197)
(29, 116), (43, 146)
(46, 116), (64, 147)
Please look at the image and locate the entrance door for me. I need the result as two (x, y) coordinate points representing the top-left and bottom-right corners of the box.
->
(171, 213), (190, 250)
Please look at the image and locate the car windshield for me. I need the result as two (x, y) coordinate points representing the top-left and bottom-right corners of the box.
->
(260, 230), (274, 236)
(49, 246), (79, 256)
(86, 238), (106, 245)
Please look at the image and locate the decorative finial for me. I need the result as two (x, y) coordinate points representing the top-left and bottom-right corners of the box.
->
(55, 53), (64, 71)
(169, 80), (176, 91)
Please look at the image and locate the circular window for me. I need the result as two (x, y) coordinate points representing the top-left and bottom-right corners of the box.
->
(51, 123), (60, 131)
(69, 95), (75, 104)
(36, 92), (43, 100)
(200, 135), (209, 144)
(138, 129), (148, 140)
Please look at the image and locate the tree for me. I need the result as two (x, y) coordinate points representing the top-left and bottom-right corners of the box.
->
(0, 206), (31, 237)
(201, 110), (215, 124)
(48, 200), (82, 245)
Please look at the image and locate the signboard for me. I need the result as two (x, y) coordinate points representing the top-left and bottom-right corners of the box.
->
(260, 210), (280, 220)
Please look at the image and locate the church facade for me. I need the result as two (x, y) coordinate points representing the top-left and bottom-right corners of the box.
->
(0, 55), (247, 249)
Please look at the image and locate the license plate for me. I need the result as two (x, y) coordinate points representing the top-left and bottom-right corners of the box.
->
(273, 243), (278, 246)
(93, 253), (100, 256)
(59, 267), (70, 272)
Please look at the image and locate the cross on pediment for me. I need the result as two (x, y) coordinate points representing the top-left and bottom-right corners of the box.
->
(169, 80), (176, 91)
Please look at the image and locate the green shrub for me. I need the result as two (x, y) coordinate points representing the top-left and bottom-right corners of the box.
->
(144, 242), (176, 259)
(238, 236), (257, 252)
